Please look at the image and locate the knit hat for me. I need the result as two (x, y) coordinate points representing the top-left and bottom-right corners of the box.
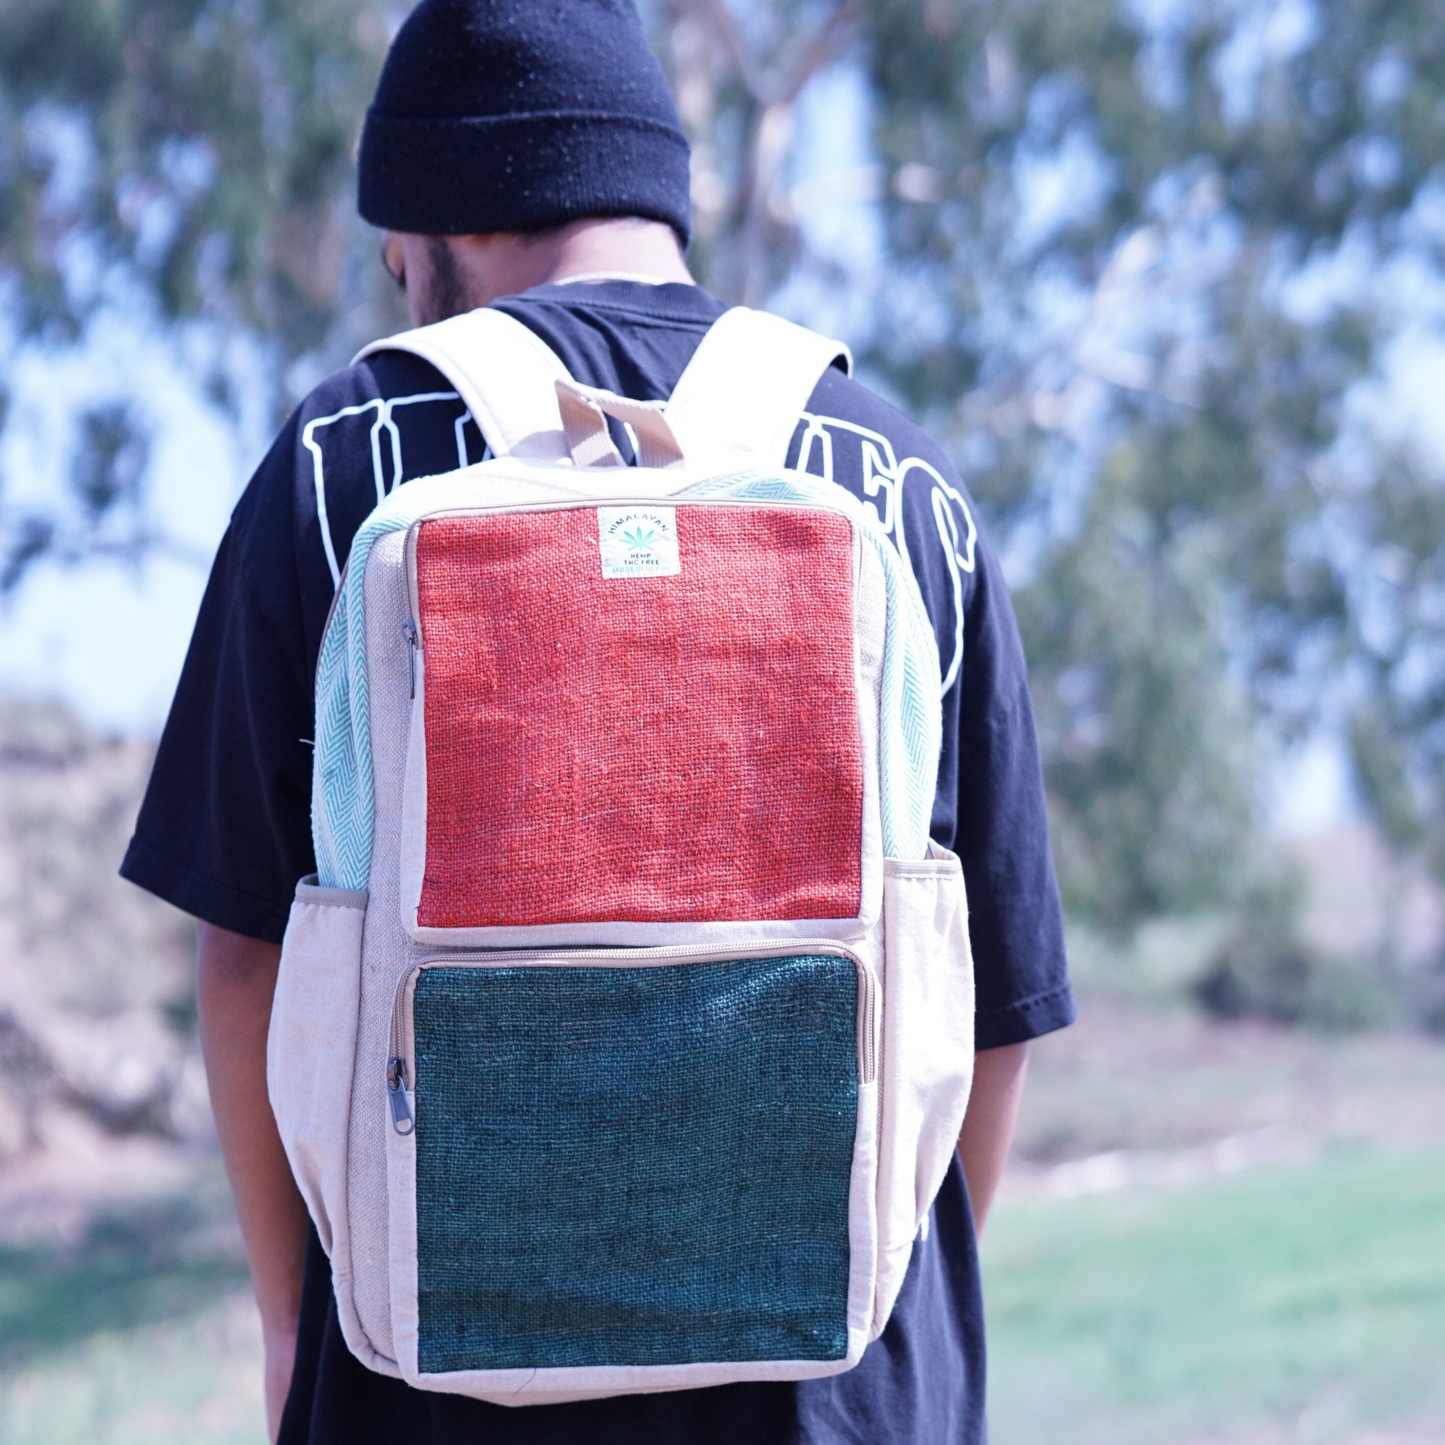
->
(358, 0), (692, 243)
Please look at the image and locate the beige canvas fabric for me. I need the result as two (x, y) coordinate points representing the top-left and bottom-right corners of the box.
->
(555, 379), (685, 468)
(266, 881), (365, 1258)
(357, 302), (850, 472)
(339, 528), (412, 1375)
(874, 846), (975, 1331)
(355, 309), (572, 461)
(662, 306), (853, 468)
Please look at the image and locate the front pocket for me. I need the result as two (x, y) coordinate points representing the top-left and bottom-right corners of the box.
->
(389, 946), (875, 1377)
(400, 501), (867, 938)
(267, 876), (367, 1257)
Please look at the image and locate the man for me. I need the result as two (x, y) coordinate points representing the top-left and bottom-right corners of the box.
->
(122, 1), (1074, 1440)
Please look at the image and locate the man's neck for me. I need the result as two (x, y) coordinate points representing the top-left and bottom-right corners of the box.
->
(397, 218), (694, 326)
(513, 218), (695, 291)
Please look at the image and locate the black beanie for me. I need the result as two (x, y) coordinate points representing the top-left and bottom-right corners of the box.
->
(358, 0), (692, 243)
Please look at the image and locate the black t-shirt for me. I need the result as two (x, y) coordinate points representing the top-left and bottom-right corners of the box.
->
(122, 280), (1073, 1445)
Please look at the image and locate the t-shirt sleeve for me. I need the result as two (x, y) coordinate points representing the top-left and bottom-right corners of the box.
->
(120, 417), (316, 944)
(952, 535), (1076, 1050)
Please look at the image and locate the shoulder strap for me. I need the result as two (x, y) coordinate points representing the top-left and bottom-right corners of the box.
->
(354, 303), (851, 472)
(663, 307), (852, 469)
(354, 308), (574, 462)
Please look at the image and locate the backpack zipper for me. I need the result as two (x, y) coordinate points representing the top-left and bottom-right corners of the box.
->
(386, 1056), (415, 1135)
(386, 940), (878, 1134)
(402, 618), (419, 698)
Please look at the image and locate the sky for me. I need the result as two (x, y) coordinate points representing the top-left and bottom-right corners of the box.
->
(0, 314), (244, 733)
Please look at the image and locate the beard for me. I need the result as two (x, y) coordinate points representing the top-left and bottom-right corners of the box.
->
(415, 237), (476, 325)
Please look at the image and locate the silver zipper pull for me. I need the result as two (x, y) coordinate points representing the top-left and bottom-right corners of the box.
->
(387, 1057), (415, 1135)
(402, 619), (418, 699)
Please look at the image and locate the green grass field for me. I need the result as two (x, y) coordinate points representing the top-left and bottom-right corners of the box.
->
(0, 1180), (262, 1445)
(984, 1146), (1445, 1444)
(0, 1293), (264, 1445)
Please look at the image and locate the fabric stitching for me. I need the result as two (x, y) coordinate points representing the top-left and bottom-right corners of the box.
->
(974, 982), (1075, 1019)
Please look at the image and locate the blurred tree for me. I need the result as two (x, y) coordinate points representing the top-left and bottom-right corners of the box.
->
(856, 0), (1445, 927)
(652, 0), (862, 302)
(0, 0), (396, 357)
(0, 0), (859, 584)
(0, 0), (403, 582)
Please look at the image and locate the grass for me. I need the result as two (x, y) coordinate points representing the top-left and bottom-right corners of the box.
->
(0, 1291), (264, 1445)
(983, 1145), (1445, 1443)
(0, 1017), (1440, 1443)
(0, 1198), (247, 1371)
(0, 1171), (261, 1445)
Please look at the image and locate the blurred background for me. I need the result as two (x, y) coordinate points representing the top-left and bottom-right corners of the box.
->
(1, 0), (1444, 1440)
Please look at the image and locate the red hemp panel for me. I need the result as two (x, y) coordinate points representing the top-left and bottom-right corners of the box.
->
(414, 504), (863, 926)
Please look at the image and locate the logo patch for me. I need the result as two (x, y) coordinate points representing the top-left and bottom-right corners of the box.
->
(597, 506), (681, 578)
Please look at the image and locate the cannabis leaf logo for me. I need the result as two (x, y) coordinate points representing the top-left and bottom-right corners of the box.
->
(622, 524), (658, 549)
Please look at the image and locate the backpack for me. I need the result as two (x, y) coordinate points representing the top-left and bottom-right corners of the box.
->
(267, 303), (975, 1404)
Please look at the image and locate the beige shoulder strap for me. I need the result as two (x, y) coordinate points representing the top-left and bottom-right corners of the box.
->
(663, 307), (852, 469)
(354, 308), (573, 462)
(354, 303), (850, 473)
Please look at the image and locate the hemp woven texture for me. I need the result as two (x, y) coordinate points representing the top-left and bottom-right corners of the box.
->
(411, 955), (858, 1373)
(310, 470), (940, 895)
(415, 505), (864, 927)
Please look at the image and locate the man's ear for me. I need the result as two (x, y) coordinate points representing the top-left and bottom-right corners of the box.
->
(380, 233), (407, 292)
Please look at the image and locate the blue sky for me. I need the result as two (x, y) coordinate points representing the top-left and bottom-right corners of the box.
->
(0, 315), (243, 732)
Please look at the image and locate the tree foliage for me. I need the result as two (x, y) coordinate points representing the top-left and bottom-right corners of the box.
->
(857, 0), (1445, 923)
(0, 0), (405, 578)
(0, 0), (394, 355)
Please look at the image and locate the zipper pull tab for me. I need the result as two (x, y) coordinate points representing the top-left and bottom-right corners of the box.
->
(387, 1057), (415, 1135)
(402, 619), (418, 699)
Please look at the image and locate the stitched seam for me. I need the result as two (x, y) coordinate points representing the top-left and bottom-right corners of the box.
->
(882, 861), (961, 878)
(974, 981), (1074, 1019)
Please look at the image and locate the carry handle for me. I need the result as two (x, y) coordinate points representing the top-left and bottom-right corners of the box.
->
(555, 379), (685, 470)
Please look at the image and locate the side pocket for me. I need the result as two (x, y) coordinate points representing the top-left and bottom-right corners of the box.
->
(267, 875), (367, 1257)
(874, 846), (974, 1332)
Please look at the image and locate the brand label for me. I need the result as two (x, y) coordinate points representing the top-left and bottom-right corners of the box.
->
(597, 506), (681, 579)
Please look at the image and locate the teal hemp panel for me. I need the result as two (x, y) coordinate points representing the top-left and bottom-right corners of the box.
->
(412, 955), (859, 1372)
